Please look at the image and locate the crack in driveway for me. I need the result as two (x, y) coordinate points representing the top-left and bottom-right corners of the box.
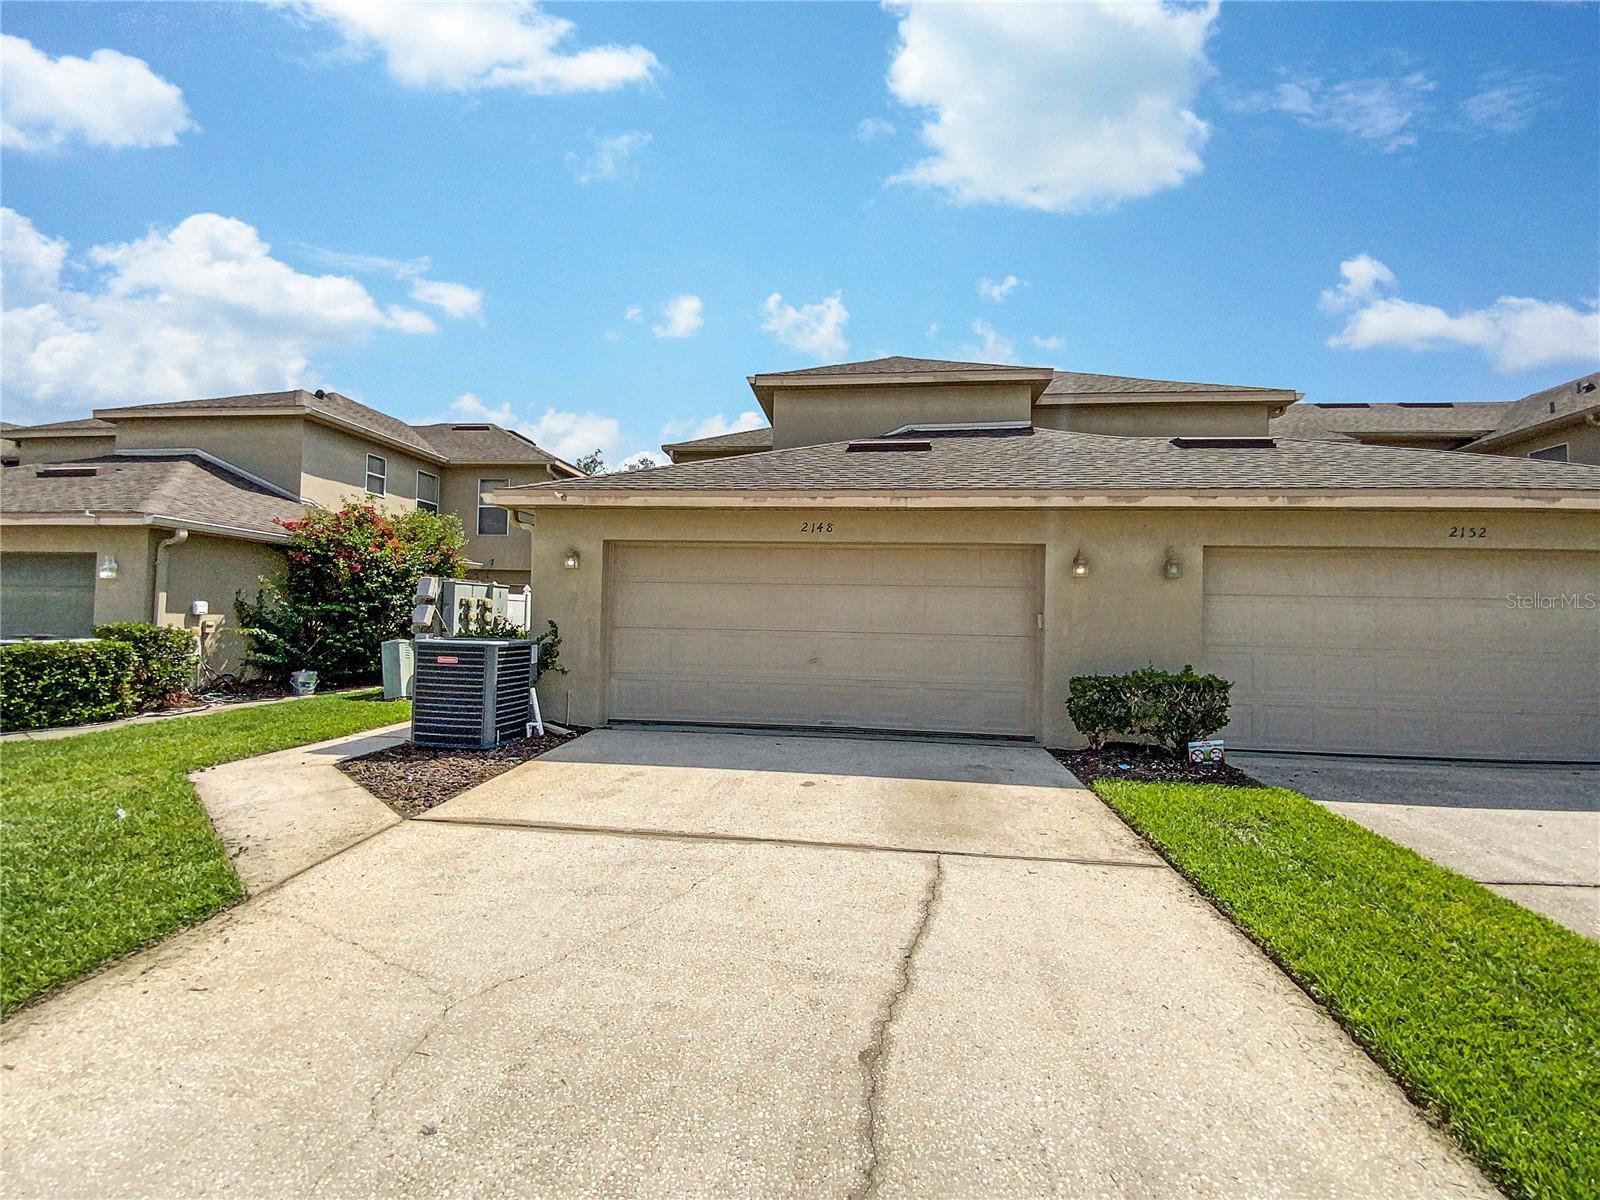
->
(850, 855), (944, 1200)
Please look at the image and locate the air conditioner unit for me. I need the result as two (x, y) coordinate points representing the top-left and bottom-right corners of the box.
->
(410, 637), (533, 749)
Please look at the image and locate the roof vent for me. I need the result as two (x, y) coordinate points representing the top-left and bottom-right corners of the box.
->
(313, 389), (327, 399)
(1312, 403), (1370, 409)
(1398, 403), (1454, 409)
(846, 439), (932, 453)
(37, 463), (104, 477)
(1170, 436), (1277, 449)
(451, 423), (493, 431)
(1578, 380), (1596, 395)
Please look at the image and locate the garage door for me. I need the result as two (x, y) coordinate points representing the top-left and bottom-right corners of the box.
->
(0, 553), (97, 639)
(606, 544), (1041, 736)
(1204, 548), (1600, 761)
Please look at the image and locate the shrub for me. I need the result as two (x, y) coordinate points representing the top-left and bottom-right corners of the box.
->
(453, 613), (567, 678)
(1067, 665), (1232, 757)
(237, 503), (468, 685)
(93, 623), (198, 709)
(0, 640), (136, 732)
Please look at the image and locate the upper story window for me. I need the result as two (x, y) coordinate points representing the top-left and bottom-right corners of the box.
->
(1528, 444), (1569, 463)
(478, 478), (509, 535)
(416, 470), (440, 514)
(365, 453), (387, 496)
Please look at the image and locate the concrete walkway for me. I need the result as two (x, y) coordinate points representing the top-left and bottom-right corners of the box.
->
(1234, 753), (1599, 938)
(0, 687), (376, 744)
(1, 730), (1494, 1198)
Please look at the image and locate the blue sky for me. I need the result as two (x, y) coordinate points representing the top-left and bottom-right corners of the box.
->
(3, 2), (1597, 465)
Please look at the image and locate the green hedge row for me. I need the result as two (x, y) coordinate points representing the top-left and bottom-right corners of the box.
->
(0, 624), (197, 732)
(1067, 665), (1233, 756)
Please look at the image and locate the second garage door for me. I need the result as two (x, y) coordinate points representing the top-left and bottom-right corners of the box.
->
(1204, 548), (1600, 761)
(606, 543), (1041, 736)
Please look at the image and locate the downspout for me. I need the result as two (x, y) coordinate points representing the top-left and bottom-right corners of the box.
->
(153, 528), (189, 622)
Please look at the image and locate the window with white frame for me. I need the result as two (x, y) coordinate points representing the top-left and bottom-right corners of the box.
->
(478, 478), (509, 535)
(1527, 444), (1569, 463)
(365, 453), (387, 496)
(416, 470), (440, 514)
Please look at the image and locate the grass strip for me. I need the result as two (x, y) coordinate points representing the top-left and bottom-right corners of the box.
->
(1093, 778), (1600, 1200)
(1, 692), (410, 1012)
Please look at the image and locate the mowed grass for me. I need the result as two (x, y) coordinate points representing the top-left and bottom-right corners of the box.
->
(1094, 778), (1600, 1200)
(1, 692), (410, 1013)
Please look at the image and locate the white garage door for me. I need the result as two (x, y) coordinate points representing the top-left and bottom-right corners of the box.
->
(1204, 548), (1600, 761)
(607, 543), (1041, 736)
(0, 553), (97, 639)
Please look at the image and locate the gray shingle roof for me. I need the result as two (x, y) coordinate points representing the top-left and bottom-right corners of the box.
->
(1466, 373), (1600, 448)
(757, 356), (1048, 378)
(505, 427), (1600, 496)
(1043, 371), (1287, 396)
(7, 417), (117, 436)
(1270, 402), (1511, 442)
(410, 423), (580, 472)
(1, 453), (304, 538)
(661, 427), (774, 454)
(95, 390), (441, 458)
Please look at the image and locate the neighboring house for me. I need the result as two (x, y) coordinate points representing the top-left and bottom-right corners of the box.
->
(1, 389), (580, 671)
(498, 355), (1600, 762)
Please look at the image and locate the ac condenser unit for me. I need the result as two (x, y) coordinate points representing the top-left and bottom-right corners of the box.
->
(411, 637), (533, 749)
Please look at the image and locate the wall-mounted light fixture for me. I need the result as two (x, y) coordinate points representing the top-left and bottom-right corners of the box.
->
(562, 549), (581, 570)
(1162, 549), (1183, 580)
(1070, 550), (1089, 578)
(97, 555), (118, 580)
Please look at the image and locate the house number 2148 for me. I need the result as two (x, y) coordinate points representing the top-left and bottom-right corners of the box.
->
(800, 521), (834, 533)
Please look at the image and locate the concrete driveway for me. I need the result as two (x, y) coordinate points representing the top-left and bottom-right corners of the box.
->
(2, 729), (1492, 1199)
(1233, 753), (1599, 938)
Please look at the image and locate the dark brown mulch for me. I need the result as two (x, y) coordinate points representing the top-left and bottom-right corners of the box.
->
(337, 728), (583, 817)
(1050, 742), (1265, 788)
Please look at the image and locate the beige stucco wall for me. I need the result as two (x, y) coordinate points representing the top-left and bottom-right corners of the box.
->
(1033, 401), (1276, 437)
(771, 383), (1034, 449)
(157, 533), (285, 675)
(300, 421), (440, 512)
(107, 415), (307, 495)
(14, 434), (119, 464)
(520, 502), (1600, 744)
(666, 447), (766, 465)
(1482, 422), (1600, 466)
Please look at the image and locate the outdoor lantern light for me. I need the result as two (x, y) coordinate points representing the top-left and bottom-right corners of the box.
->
(1162, 549), (1183, 580)
(562, 549), (581, 570)
(97, 555), (118, 580)
(1070, 551), (1089, 578)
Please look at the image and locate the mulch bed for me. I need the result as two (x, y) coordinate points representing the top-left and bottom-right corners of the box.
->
(337, 728), (583, 818)
(1050, 742), (1264, 788)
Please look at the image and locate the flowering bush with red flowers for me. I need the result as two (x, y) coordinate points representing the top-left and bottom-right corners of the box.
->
(237, 503), (468, 684)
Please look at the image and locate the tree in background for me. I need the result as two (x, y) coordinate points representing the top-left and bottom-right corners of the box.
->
(237, 503), (468, 684)
(573, 450), (660, 475)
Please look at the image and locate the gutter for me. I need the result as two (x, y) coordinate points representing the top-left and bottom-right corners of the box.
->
(0, 512), (292, 543)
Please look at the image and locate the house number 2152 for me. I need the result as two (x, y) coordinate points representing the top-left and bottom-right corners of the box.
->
(1449, 526), (1487, 539)
(800, 521), (834, 533)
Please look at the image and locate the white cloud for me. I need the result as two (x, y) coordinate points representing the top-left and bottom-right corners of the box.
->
(855, 117), (896, 142)
(408, 277), (483, 320)
(1031, 334), (1065, 351)
(1227, 70), (1435, 153)
(449, 392), (621, 460)
(297, 244), (483, 319)
(885, 1), (1217, 213)
(663, 410), (766, 441)
(624, 304), (643, 322)
(1322, 254), (1600, 373)
(760, 291), (849, 361)
(1, 34), (194, 152)
(617, 449), (668, 470)
(280, 1), (659, 94)
(1, 208), (438, 421)
(565, 129), (652, 184)
(926, 321), (941, 339)
(1461, 72), (1556, 136)
(979, 274), (1024, 303)
(652, 293), (703, 339)
(961, 319), (1017, 364)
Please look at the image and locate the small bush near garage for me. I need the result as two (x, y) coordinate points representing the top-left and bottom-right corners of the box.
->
(1066, 666), (1231, 756)
(0, 640), (136, 732)
(455, 611), (568, 678)
(93, 623), (198, 709)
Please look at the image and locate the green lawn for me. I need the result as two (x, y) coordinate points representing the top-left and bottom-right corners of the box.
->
(1094, 777), (1600, 1200)
(1, 692), (410, 1013)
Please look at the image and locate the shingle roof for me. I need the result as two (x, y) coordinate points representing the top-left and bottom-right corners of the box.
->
(661, 427), (774, 454)
(95, 390), (441, 458)
(7, 417), (117, 436)
(757, 356), (1048, 378)
(1043, 371), (1288, 396)
(1270, 402), (1511, 442)
(504, 427), (1600, 496)
(1, 453), (304, 538)
(410, 423), (580, 472)
(1465, 373), (1600, 449)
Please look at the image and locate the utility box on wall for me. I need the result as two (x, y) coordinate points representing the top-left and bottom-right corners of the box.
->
(410, 637), (533, 749)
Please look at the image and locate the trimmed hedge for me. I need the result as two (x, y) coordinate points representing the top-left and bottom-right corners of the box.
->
(1067, 665), (1232, 756)
(93, 623), (198, 709)
(0, 640), (136, 732)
